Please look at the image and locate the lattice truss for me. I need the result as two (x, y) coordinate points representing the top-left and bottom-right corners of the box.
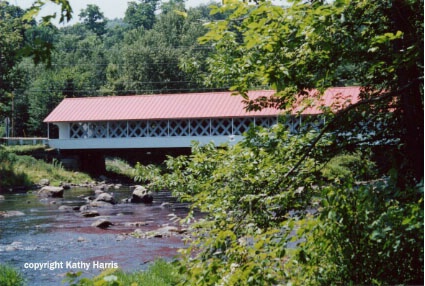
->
(69, 116), (322, 139)
(70, 122), (107, 138)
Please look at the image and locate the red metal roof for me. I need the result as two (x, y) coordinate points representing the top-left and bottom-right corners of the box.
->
(44, 87), (360, 123)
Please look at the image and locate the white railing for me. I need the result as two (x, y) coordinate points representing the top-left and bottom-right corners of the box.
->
(69, 117), (283, 139)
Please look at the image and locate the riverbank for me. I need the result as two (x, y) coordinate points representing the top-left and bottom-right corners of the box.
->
(0, 145), (93, 192)
(0, 145), (143, 192)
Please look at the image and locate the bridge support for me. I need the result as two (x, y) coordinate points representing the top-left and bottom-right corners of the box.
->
(57, 148), (191, 178)
(59, 150), (105, 177)
(79, 152), (105, 177)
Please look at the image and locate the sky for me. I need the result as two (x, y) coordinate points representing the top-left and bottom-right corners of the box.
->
(13, 0), (220, 26)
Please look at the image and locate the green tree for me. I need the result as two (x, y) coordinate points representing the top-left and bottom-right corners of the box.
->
(200, 0), (423, 184)
(78, 4), (107, 36)
(0, 2), (30, 115)
(26, 66), (93, 135)
(160, 0), (185, 15)
(0, 0), (72, 136)
(124, 0), (159, 30)
(105, 7), (212, 94)
(136, 0), (423, 284)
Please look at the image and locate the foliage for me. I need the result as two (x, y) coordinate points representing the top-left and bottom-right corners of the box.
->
(134, 162), (163, 186)
(0, 2), (31, 114)
(200, 0), (423, 185)
(21, 0), (72, 65)
(0, 147), (32, 189)
(0, 146), (91, 189)
(105, 8), (210, 95)
(78, 4), (107, 36)
(63, 259), (180, 286)
(105, 157), (136, 179)
(153, 125), (320, 284)
(2, 144), (47, 155)
(124, 0), (159, 30)
(1, 1), (217, 136)
(170, 2), (423, 283)
(146, 124), (423, 285)
(0, 264), (25, 286)
(320, 152), (377, 182)
(293, 178), (424, 285)
(24, 0), (72, 25)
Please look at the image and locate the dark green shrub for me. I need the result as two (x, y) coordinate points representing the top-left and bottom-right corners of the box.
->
(0, 264), (25, 286)
(321, 152), (377, 181)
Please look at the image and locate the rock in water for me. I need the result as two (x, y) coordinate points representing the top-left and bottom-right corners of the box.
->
(131, 186), (153, 204)
(94, 192), (116, 204)
(81, 210), (100, 217)
(0, 211), (25, 218)
(37, 186), (64, 198)
(91, 219), (113, 229)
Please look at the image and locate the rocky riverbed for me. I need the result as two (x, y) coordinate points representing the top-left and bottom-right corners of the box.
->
(0, 183), (192, 285)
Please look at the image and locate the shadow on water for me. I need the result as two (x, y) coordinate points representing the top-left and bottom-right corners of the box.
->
(0, 187), (190, 285)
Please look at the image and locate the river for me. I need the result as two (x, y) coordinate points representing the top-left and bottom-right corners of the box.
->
(0, 186), (190, 285)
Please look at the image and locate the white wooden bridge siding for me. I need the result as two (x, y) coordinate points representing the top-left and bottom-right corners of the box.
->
(48, 116), (324, 150)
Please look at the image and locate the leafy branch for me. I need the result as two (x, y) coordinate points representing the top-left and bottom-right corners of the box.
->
(283, 79), (422, 179)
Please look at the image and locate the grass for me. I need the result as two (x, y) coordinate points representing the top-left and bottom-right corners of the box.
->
(0, 264), (25, 286)
(105, 157), (136, 179)
(0, 145), (92, 189)
(64, 259), (180, 286)
(2, 144), (47, 155)
(14, 155), (92, 186)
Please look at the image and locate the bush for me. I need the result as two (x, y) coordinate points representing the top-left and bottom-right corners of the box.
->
(154, 125), (323, 285)
(64, 259), (180, 286)
(293, 178), (424, 285)
(0, 264), (25, 286)
(321, 152), (377, 181)
(0, 148), (32, 189)
(143, 124), (423, 285)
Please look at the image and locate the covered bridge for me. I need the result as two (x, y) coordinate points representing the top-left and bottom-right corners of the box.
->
(43, 87), (359, 174)
(44, 87), (360, 150)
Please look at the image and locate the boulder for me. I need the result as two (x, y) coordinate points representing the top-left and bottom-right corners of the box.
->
(98, 175), (108, 182)
(58, 205), (74, 212)
(81, 210), (100, 217)
(60, 182), (72, 190)
(94, 189), (104, 196)
(0, 210), (25, 218)
(5, 241), (23, 251)
(91, 219), (113, 229)
(0, 195), (5, 201)
(39, 178), (50, 186)
(124, 221), (150, 227)
(131, 186), (153, 204)
(37, 186), (64, 198)
(131, 225), (184, 239)
(89, 201), (114, 208)
(83, 196), (95, 202)
(93, 193), (116, 204)
(79, 204), (91, 212)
